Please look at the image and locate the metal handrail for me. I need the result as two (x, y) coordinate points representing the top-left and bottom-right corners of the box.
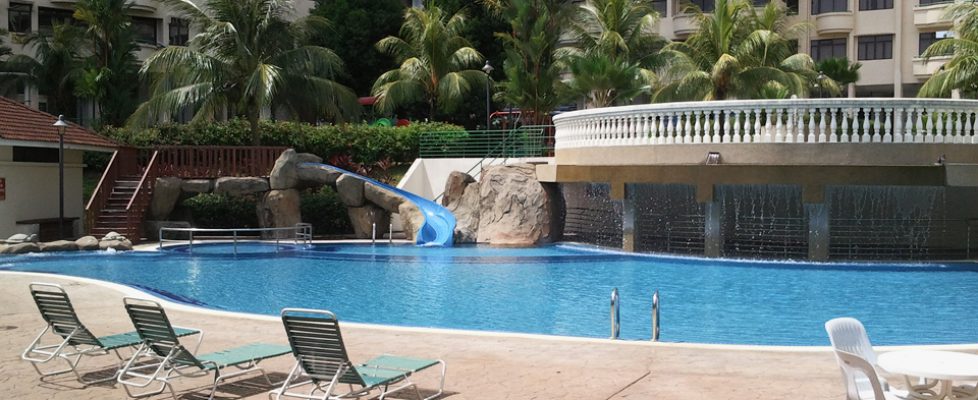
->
(158, 224), (313, 254)
(651, 290), (660, 342)
(610, 288), (620, 340)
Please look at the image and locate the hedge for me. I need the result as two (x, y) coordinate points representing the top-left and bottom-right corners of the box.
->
(180, 189), (353, 235)
(99, 120), (465, 164)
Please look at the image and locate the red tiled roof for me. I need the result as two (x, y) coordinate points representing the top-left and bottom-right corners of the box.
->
(0, 96), (117, 149)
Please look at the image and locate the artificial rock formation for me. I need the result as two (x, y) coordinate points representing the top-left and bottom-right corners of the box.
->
(0, 242), (40, 254)
(398, 202), (425, 242)
(270, 149), (301, 190)
(144, 220), (192, 241)
(213, 177), (269, 196)
(364, 183), (404, 213)
(335, 174), (365, 207)
(296, 164), (340, 187)
(442, 172), (480, 243)
(257, 189), (302, 238)
(442, 171), (476, 207)
(347, 204), (390, 239)
(477, 164), (552, 246)
(75, 236), (100, 250)
(150, 177), (183, 220)
(181, 179), (213, 193)
(39, 240), (78, 252)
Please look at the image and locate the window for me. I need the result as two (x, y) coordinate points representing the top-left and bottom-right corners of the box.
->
(919, 31), (953, 56)
(131, 17), (159, 45)
(810, 38), (847, 62)
(859, 0), (891, 10)
(38, 8), (75, 33)
(753, 0), (769, 5)
(651, 0), (667, 15)
(785, 0), (799, 14)
(919, 0), (951, 5)
(686, 0), (715, 12)
(8, 3), (32, 34)
(812, 0), (847, 14)
(169, 18), (189, 45)
(12, 146), (59, 163)
(857, 34), (893, 60)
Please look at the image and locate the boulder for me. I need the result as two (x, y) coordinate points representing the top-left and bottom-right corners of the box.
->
(144, 220), (192, 241)
(214, 177), (269, 196)
(181, 179), (213, 193)
(296, 152), (323, 164)
(0, 242), (40, 254)
(296, 165), (341, 187)
(40, 240), (78, 252)
(335, 174), (365, 207)
(256, 189), (302, 238)
(364, 183), (405, 213)
(102, 231), (126, 241)
(442, 171), (476, 207)
(150, 177), (183, 220)
(99, 239), (133, 251)
(448, 183), (481, 243)
(398, 202), (425, 242)
(75, 236), (100, 250)
(6, 233), (38, 244)
(347, 205), (390, 239)
(477, 164), (552, 246)
(270, 149), (300, 190)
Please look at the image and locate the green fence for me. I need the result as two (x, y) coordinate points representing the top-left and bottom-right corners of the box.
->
(419, 126), (552, 158)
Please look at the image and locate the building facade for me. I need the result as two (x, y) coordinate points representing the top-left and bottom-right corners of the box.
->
(651, 0), (953, 97)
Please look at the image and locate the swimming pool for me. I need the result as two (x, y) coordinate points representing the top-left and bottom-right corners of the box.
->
(2, 243), (976, 346)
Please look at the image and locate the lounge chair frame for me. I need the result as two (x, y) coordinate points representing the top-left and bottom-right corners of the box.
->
(117, 297), (284, 400)
(270, 308), (446, 400)
(21, 282), (198, 385)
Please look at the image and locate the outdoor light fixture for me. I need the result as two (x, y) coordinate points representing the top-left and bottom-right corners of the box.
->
(815, 71), (826, 98)
(482, 60), (494, 129)
(53, 115), (69, 239)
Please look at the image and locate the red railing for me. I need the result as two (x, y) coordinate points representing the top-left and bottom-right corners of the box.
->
(84, 147), (143, 233)
(157, 146), (286, 178)
(121, 151), (160, 244)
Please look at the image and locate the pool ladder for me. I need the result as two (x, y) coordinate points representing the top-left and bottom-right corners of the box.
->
(609, 288), (660, 342)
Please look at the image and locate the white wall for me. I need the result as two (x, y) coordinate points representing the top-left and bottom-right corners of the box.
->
(397, 157), (554, 200)
(0, 147), (85, 239)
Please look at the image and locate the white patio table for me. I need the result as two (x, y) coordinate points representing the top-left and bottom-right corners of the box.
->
(878, 350), (978, 400)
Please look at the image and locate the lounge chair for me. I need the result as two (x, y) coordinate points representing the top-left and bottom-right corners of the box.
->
(270, 308), (446, 400)
(117, 297), (291, 400)
(21, 282), (199, 384)
(825, 317), (917, 400)
(834, 350), (906, 400)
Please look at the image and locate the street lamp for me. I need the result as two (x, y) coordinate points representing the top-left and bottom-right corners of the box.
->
(53, 115), (69, 239)
(815, 71), (826, 98)
(482, 60), (494, 129)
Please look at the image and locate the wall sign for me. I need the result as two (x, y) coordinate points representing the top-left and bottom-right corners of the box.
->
(0, 178), (5, 201)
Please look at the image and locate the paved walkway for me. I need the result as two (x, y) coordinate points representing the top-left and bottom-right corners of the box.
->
(0, 273), (845, 399)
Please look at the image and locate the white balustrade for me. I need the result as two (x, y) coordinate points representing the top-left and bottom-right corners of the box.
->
(552, 99), (978, 149)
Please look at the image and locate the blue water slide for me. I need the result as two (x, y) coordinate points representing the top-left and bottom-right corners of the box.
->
(301, 163), (456, 246)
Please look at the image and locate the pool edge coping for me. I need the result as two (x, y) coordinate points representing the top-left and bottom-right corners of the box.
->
(6, 270), (978, 353)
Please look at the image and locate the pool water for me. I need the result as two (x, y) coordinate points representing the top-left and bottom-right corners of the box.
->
(3, 243), (977, 346)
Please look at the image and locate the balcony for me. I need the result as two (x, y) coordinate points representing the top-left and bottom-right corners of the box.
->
(814, 12), (854, 35)
(551, 98), (978, 167)
(673, 13), (698, 37)
(913, 55), (951, 78)
(914, 2), (953, 29)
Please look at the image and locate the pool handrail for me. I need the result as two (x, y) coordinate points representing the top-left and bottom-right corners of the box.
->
(158, 224), (313, 254)
(652, 290), (660, 342)
(610, 288), (620, 340)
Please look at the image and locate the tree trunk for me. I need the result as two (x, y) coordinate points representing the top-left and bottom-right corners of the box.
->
(248, 107), (261, 146)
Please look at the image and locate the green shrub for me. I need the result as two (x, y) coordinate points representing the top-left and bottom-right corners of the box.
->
(300, 188), (353, 235)
(181, 193), (259, 228)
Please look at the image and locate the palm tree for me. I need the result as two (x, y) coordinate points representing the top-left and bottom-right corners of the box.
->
(653, 0), (825, 101)
(816, 57), (861, 96)
(130, 0), (360, 145)
(73, 0), (140, 126)
(564, 51), (647, 107)
(0, 29), (11, 60)
(372, 6), (485, 119)
(489, 0), (574, 125)
(919, 2), (978, 98)
(572, 0), (667, 77)
(0, 24), (86, 116)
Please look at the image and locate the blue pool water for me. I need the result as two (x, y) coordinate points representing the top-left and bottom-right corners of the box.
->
(2, 243), (977, 346)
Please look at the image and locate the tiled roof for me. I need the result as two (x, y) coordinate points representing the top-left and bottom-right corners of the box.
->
(0, 96), (117, 149)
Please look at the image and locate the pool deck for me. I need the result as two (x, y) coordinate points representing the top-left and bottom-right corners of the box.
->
(0, 271), (900, 400)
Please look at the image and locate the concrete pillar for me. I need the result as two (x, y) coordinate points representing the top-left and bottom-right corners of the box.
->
(807, 203), (829, 261)
(704, 201), (722, 258)
(622, 186), (636, 252)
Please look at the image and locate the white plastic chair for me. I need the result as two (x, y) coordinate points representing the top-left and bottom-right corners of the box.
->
(826, 318), (890, 400)
(834, 350), (906, 400)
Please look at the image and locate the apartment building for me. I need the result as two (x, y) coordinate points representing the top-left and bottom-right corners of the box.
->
(652, 0), (954, 97)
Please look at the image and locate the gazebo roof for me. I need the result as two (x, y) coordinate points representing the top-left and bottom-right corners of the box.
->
(0, 96), (117, 149)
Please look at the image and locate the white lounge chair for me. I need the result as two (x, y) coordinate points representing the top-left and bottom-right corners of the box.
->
(835, 350), (907, 400)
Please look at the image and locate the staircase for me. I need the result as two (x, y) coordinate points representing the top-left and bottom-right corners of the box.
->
(89, 175), (143, 239)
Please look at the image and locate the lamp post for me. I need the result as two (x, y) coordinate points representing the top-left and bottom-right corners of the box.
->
(482, 60), (494, 129)
(815, 71), (826, 98)
(53, 115), (69, 239)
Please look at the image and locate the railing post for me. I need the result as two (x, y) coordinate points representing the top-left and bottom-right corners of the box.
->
(233, 230), (238, 255)
(610, 288), (620, 340)
(651, 290), (660, 342)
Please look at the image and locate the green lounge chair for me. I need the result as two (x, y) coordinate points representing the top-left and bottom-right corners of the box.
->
(21, 282), (199, 384)
(270, 308), (446, 400)
(117, 297), (291, 400)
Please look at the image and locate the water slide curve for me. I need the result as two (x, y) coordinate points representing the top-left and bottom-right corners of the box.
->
(302, 163), (456, 246)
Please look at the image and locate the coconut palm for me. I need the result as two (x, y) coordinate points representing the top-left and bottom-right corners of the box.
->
(653, 0), (826, 101)
(372, 6), (485, 119)
(564, 51), (647, 108)
(130, 0), (359, 145)
(0, 29), (11, 60)
(816, 57), (861, 96)
(919, 1), (978, 98)
(72, 0), (140, 126)
(489, 0), (574, 124)
(572, 0), (668, 78)
(0, 24), (86, 116)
